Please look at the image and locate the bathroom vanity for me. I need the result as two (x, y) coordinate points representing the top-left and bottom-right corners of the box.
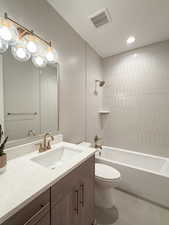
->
(1, 156), (95, 225)
(0, 141), (96, 225)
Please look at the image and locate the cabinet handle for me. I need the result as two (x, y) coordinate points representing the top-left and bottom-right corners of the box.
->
(74, 190), (79, 215)
(24, 203), (49, 225)
(80, 184), (84, 207)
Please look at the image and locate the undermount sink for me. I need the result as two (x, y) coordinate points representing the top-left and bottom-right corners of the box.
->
(31, 143), (82, 169)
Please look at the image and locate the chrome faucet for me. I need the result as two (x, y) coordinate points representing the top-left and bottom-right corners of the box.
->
(39, 133), (54, 152)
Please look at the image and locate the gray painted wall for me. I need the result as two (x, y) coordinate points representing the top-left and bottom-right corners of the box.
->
(103, 40), (169, 157)
(0, 0), (103, 143)
(86, 45), (103, 144)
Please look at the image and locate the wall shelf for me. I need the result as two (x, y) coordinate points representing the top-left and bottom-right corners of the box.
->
(98, 110), (110, 115)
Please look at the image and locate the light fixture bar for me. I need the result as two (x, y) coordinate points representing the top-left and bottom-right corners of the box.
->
(4, 12), (52, 47)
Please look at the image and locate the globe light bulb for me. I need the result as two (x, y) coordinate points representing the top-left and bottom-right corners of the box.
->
(16, 48), (26, 59)
(46, 47), (58, 64)
(32, 55), (47, 68)
(27, 41), (37, 54)
(11, 40), (31, 62)
(35, 56), (43, 65)
(0, 19), (18, 45)
(0, 26), (12, 41)
(46, 51), (54, 62)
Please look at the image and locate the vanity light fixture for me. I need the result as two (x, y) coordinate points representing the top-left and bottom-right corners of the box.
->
(0, 13), (58, 67)
(0, 18), (18, 45)
(127, 36), (135, 44)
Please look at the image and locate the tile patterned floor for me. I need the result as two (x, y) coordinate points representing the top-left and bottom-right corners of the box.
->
(95, 188), (169, 225)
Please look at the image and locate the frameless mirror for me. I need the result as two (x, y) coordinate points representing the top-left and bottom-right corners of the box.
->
(2, 50), (59, 143)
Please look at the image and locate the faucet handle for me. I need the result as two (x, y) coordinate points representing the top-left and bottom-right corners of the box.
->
(39, 143), (44, 152)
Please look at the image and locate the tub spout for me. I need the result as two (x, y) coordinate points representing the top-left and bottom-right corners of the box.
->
(98, 149), (102, 156)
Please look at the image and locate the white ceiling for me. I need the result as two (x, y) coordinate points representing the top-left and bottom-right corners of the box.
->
(47, 0), (169, 58)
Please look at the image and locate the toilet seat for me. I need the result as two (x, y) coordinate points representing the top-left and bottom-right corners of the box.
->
(95, 163), (121, 182)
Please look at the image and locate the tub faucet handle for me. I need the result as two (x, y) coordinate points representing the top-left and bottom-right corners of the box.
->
(94, 135), (103, 150)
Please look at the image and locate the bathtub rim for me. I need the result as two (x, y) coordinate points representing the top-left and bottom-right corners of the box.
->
(96, 145), (169, 178)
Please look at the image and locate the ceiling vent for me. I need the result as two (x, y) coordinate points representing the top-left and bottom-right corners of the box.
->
(89, 8), (111, 28)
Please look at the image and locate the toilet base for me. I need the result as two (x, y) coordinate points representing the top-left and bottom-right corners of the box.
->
(95, 206), (119, 225)
(95, 184), (115, 208)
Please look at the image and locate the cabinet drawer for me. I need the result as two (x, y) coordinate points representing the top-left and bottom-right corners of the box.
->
(34, 212), (50, 225)
(2, 189), (50, 225)
(22, 203), (50, 225)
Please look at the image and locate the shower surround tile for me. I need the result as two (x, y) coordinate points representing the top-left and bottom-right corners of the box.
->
(103, 40), (169, 157)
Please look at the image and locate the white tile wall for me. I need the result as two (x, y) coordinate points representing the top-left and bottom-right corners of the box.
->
(103, 41), (169, 157)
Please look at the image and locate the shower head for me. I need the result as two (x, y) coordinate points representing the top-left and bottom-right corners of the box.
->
(94, 80), (105, 95)
(99, 81), (105, 87)
(95, 80), (105, 87)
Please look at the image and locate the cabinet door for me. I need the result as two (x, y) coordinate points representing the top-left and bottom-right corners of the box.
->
(78, 157), (95, 225)
(51, 156), (95, 225)
(51, 167), (80, 225)
(51, 186), (80, 225)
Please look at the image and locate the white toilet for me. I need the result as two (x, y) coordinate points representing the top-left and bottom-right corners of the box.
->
(95, 163), (121, 209)
(77, 143), (121, 208)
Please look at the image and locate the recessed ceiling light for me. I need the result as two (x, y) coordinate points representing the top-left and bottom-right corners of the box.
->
(127, 36), (135, 44)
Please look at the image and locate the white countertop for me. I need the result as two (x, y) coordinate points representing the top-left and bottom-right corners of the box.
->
(0, 141), (96, 224)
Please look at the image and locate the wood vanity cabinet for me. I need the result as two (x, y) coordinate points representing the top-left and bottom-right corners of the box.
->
(1, 156), (95, 225)
(2, 189), (50, 225)
(51, 156), (95, 225)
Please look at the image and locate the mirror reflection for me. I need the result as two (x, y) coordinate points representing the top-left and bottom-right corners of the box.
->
(3, 50), (59, 141)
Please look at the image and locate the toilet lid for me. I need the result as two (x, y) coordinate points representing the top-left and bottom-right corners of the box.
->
(95, 163), (121, 181)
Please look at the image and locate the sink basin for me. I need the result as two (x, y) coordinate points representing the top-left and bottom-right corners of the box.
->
(31, 143), (82, 169)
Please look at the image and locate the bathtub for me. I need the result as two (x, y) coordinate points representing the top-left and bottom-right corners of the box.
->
(95, 146), (169, 208)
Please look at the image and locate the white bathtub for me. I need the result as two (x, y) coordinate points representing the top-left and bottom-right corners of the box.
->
(95, 146), (169, 208)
